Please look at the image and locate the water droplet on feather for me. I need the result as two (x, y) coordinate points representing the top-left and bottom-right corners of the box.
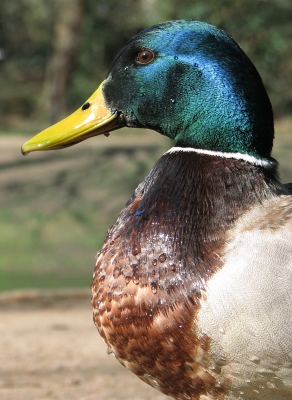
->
(132, 243), (141, 256)
(150, 281), (157, 294)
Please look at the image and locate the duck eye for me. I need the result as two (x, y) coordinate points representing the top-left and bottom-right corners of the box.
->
(136, 49), (154, 65)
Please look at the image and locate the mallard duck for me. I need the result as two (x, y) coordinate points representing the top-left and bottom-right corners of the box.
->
(22, 20), (292, 400)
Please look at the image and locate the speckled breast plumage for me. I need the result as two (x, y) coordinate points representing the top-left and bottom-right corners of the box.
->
(90, 150), (281, 400)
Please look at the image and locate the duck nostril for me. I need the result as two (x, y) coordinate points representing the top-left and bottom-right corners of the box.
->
(82, 102), (91, 111)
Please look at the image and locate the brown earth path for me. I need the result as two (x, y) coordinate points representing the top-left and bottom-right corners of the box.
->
(0, 289), (170, 400)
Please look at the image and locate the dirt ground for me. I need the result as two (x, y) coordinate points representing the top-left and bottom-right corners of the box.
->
(0, 289), (170, 400)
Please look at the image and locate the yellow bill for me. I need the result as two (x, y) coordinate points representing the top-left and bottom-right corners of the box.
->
(21, 80), (123, 155)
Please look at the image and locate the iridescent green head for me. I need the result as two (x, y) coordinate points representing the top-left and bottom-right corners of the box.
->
(22, 20), (274, 160)
(104, 20), (274, 159)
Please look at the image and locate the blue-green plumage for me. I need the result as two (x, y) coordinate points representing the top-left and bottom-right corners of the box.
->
(104, 20), (274, 159)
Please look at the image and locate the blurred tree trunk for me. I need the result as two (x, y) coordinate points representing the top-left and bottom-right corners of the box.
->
(43, 0), (83, 124)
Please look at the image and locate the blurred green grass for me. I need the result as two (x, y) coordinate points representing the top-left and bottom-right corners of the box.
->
(0, 121), (291, 291)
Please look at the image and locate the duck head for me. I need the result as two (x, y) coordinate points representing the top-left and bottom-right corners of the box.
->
(22, 20), (274, 160)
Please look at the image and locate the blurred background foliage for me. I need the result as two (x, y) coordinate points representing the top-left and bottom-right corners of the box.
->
(0, 0), (291, 291)
(0, 0), (291, 130)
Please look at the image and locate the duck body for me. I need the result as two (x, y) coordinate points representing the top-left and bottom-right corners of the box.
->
(91, 149), (292, 399)
(22, 20), (292, 400)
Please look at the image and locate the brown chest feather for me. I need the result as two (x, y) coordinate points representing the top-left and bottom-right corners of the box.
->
(91, 151), (281, 399)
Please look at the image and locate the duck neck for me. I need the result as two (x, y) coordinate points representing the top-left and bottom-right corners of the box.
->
(134, 147), (281, 282)
(140, 146), (281, 217)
